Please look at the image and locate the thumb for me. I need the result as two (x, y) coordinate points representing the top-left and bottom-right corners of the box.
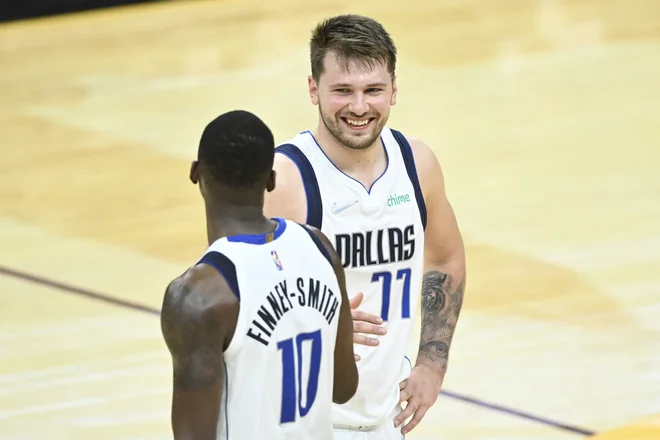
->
(349, 292), (364, 309)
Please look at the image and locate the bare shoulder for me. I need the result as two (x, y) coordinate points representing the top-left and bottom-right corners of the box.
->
(162, 265), (228, 319)
(161, 264), (238, 357)
(273, 150), (304, 181)
(264, 150), (308, 223)
(403, 135), (446, 200)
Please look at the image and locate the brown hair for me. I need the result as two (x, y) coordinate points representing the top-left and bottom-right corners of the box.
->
(309, 14), (397, 82)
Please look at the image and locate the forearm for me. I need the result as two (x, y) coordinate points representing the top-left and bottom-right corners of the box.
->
(416, 261), (466, 374)
(172, 382), (222, 440)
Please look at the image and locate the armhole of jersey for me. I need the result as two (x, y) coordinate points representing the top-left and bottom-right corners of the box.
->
(198, 251), (243, 361)
(390, 129), (428, 230)
(275, 143), (323, 229)
(299, 224), (333, 267)
(197, 251), (240, 301)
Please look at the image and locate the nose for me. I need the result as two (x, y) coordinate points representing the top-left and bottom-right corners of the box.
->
(348, 92), (369, 116)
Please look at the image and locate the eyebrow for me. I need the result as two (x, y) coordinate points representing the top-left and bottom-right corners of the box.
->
(330, 83), (388, 88)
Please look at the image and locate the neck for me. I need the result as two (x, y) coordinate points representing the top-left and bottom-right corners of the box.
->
(204, 200), (274, 245)
(312, 122), (385, 175)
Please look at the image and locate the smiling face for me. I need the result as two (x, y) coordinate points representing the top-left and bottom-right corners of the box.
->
(309, 52), (397, 150)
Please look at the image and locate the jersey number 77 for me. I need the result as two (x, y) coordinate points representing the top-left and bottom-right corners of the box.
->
(372, 268), (412, 321)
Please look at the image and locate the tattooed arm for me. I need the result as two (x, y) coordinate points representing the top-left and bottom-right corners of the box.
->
(394, 137), (466, 435)
(419, 269), (465, 372)
(412, 137), (466, 374)
(161, 264), (239, 440)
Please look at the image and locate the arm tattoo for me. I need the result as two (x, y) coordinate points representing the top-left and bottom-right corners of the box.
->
(418, 270), (465, 372)
(161, 281), (224, 391)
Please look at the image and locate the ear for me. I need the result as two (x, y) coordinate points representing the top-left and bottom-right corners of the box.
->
(308, 75), (319, 106)
(190, 161), (199, 184)
(266, 170), (276, 192)
(390, 75), (398, 106)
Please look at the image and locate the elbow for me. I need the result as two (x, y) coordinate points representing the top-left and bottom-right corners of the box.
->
(428, 251), (466, 280)
(332, 364), (359, 405)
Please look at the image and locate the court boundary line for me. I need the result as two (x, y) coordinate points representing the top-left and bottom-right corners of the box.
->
(0, 265), (159, 316)
(0, 264), (597, 437)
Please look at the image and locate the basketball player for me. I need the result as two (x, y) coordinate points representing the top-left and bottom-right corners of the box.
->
(160, 110), (359, 440)
(263, 15), (467, 438)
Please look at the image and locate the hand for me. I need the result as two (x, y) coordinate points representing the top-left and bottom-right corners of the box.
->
(349, 292), (387, 361)
(394, 363), (444, 435)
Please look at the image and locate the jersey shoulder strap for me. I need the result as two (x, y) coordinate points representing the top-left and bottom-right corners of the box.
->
(390, 129), (428, 230)
(197, 249), (241, 300)
(275, 143), (323, 229)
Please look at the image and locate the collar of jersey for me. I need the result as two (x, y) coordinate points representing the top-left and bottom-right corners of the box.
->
(225, 217), (287, 245)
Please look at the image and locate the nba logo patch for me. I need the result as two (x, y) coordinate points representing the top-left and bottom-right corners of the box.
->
(271, 250), (283, 271)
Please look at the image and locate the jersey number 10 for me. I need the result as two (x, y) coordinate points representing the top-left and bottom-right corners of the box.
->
(277, 329), (322, 424)
(371, 267), (412, 321)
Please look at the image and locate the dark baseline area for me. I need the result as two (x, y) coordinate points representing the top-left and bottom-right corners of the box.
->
(0, 0), (165, 23)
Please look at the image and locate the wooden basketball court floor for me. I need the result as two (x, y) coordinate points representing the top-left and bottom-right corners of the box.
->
(0, 0), (658, 438)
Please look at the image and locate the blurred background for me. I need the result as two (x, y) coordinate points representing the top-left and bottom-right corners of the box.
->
(1, 0), (658, 439)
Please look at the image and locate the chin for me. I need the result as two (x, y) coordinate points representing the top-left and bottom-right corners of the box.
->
(341, 139), (378, 151)
(322, 115), (383, 150)
(340, 130), (381, 150)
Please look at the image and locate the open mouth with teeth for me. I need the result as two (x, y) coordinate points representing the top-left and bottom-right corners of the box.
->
(341, 117), (375, 131)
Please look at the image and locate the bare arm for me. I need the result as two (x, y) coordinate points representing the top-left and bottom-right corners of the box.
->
(394, 138), (466, 434)
(161, 267), (237, 440)
(411, 138), (466, 375)
(263, 152), (308, 223)
(304, 225), (359, 404)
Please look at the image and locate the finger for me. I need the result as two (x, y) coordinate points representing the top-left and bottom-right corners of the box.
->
(353, 334), (380, 347)
(399, 379), (408, 391)
(353, 321), (387, 336)
(351, 309), (384, 325)
(354, 353), (361, 362)
(349, 292), (364, 309)
(398, 389), (411, 406)
(393, 402), (417, 428)
(401, 405), (429, 435)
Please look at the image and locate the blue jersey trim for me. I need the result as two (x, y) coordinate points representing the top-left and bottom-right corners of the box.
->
(226, 217), (287, 245)
(391, 129), (428, 230)
(197, 250), (240, 301)
(275, 144), (323, 229)
(303, 130), (389, 195)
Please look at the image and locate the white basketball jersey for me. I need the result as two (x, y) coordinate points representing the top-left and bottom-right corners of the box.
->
(276, 128), (427, 427)
(198, 218), (342, 440)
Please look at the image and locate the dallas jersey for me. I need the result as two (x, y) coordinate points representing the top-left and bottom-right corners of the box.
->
(197, 218), (343, 440)
(276, 128), (427, 427)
